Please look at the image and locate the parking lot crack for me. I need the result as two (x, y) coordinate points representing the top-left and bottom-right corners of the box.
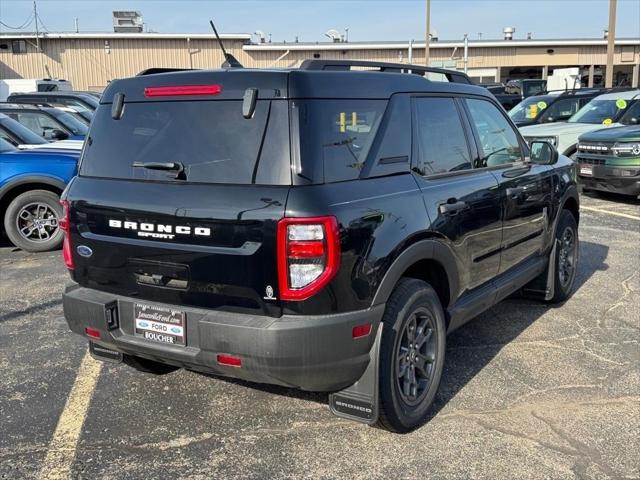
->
(530, 411), (622, 479)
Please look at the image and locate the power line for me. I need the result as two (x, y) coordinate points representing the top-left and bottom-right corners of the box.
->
(35, 11), (50, 33)
(0, 12), (34, 30)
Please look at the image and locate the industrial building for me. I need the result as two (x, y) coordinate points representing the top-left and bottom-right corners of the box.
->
(1, 28), (639, 91)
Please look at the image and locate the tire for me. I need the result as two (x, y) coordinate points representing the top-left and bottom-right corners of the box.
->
(377, 278), (446, 433)
(547, 209), (579, 303)
(3, 190), (63, 252)
(123, 354), (180, 375)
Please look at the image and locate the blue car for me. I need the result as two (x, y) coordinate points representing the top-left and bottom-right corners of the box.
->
(0, 137), (80, 252)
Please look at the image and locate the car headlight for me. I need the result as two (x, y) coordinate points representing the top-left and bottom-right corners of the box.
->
(611, 142), (640, 157)
(525, 136), (557, 147)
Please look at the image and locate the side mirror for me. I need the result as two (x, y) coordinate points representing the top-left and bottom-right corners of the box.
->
(530, 140), (558, 165)
(50, 129), (69, 141)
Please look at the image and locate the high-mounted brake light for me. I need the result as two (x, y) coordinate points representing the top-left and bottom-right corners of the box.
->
(143, 84), (222, 97)
(59, 200), (74, 270)
(277, 216), (340, 301)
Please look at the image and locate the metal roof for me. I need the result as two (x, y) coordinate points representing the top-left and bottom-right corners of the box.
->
(0, 32), (251, 40)
(1, 32), (637, 48)
(243, 37), (640, 51)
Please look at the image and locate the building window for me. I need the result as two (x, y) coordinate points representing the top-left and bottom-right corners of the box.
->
(12, 40), (27, 54)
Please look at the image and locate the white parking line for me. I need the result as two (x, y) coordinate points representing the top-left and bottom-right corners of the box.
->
(581, 206), (640, 221)
(38, 352), (102, 480)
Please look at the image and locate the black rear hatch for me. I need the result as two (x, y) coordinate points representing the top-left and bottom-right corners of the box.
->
(66, 71), (291, 316)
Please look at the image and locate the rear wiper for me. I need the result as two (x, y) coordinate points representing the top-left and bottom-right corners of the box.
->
(132, 161), (186, 180)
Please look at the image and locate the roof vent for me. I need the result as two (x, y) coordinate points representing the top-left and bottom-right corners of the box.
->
(325, 29), (343, 43)
(503, 27), (515, 41)
(113, 11), (143, 33)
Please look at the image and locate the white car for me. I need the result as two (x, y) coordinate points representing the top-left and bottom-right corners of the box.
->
(520, 90), (640, 158)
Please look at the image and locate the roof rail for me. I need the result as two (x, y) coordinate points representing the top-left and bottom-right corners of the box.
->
(299, 59), (473, 84)
(541, 88), (602, 95)
(137, 67), (199, 76)
(0, 102), (53, 108)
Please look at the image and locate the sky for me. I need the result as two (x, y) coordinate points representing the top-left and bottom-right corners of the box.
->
(1, 0), (639, 42)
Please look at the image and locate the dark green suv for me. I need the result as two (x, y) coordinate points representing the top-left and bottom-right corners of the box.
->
(577, 122), (640, 197)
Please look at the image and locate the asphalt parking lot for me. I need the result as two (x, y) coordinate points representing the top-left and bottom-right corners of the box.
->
(1, 192), (638, 480)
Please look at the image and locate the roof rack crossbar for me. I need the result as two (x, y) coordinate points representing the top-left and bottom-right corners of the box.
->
(299, 60), (472, 84)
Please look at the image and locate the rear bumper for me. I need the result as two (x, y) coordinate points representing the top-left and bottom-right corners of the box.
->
(578, 164), (640, 196)
(63, 284), (384, 392)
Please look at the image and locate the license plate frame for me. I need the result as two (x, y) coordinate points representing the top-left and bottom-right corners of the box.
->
(580, 165), (593, 176)
(134, 303), (186, 346)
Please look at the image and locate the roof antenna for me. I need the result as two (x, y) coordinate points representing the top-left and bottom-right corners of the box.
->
(209, 20), (243, 68)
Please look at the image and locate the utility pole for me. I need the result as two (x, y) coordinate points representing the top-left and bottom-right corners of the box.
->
(425, 0), (431, 66)
(463, 34), (469, 73)
(605, 0), (617, 88)
(34, 0), (40, 53)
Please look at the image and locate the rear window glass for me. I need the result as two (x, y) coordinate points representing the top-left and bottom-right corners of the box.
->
(80, 100), (290, 185)
(297, 99), (386, 183)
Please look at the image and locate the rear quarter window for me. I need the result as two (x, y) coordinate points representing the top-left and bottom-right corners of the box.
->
(296, 99), (387, 183)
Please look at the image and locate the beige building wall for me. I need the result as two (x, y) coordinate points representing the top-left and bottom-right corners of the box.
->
(1, 34), (639, 90)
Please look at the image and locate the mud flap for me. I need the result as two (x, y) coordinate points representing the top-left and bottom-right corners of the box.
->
(522, 240), (558, 301)
(89, 341), (123, 364)
(329, 324), (382, 425)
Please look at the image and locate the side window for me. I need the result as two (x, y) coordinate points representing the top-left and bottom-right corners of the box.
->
(297, 99), (387, 183)
(413, 97), (472, 175)
(465, 98), (523, 167)
(542, 98), (580, 121)
(15, 112), (62, 138)
(0, 127), (18, 146)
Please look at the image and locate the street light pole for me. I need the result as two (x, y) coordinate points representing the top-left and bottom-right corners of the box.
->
(425, 0), (431, 66)
(605, 0), (617, 88)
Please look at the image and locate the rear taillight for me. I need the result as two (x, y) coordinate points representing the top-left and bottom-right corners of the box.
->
(85, 327), (101, 339)
(143, 84), (222, 97)
(277, 216), (340, 301)
(59, 200), (74, 270)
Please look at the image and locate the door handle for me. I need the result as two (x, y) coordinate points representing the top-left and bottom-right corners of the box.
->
(439, 200), (467, 215)
(506, 186), (525, 198)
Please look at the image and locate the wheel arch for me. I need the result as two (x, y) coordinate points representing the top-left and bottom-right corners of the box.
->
(0, 176), (66, 225)
(562, 143), (578, 158)
(372, 239), (460, 316)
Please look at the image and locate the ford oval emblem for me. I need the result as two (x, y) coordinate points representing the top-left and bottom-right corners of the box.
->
(76, 245), (93, 258)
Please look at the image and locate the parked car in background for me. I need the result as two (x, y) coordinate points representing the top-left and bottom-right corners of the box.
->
(519, 90), (640, 158)
(0, 103), (88, 140)
(576, 125), (640, 197)
(509, 89), (611, 127)
(8, 91), (98, 123)
(0, 78), (72, 101)
(490, 79), (547, 110)
(0, 137), (80, 252)
(7, 91), (99, 111)
(0, 113), (49, 147)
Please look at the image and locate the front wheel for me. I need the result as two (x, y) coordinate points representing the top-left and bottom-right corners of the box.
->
(377, 278), (446, 433)
(3, 190), (64, 252)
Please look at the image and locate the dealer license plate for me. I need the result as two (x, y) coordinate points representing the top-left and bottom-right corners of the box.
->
(134, 303), (186, 346)
(580, 165), (593, 176)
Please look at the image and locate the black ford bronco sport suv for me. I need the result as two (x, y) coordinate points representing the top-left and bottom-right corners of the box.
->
(61, 60), (580, 433)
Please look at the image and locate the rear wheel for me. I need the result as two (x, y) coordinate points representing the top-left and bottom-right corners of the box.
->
(3, 190), (63, 252)
(123, 354), (180, 375)
(547, 209), (579, 303)
(377, 278), (446, 433)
